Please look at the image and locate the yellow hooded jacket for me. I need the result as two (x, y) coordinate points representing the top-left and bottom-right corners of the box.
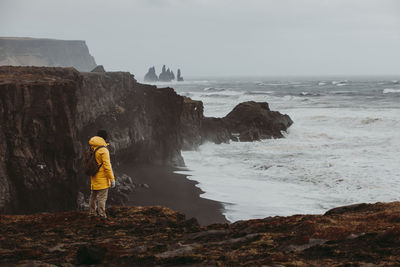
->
(89, 136), (115, 190)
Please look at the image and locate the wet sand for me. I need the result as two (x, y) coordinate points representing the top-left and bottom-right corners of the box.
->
(118, 164), (228, 226)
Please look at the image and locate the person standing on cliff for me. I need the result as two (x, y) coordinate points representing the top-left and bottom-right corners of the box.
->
(88, 130), (115, 220)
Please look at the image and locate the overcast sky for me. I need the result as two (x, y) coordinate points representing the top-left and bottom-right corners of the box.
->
(1, 0), (399, 77)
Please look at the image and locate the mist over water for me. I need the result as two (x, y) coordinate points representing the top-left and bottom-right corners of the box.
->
(164, 77), (400, 222)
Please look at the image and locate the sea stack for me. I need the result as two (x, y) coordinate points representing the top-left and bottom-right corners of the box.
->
(144, 66), (159, 82)
(177, 69), (184, 81)
(159, 65), (175, 82)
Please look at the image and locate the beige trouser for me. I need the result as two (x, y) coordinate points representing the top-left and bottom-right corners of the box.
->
(89, 188), (109, 218)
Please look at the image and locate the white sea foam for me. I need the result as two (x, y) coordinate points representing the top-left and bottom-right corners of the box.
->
(174, 78), (400, 222)
(383, 88), (400, 94)
(336, 83), (348, 87)
(332, 80), (348, 85)
(203, 87), (226, 92)
(300, 92), (320, 96)
(245, 90), (273, 95)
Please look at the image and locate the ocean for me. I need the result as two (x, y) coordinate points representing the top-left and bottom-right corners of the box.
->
(156, 77), (400, 222)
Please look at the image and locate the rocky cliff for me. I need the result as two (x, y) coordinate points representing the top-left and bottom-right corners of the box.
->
(1, 202), (400, 266)
(0, 37), (97, 71)
(0, 66), (292, 214)
(0, 66), (184, 213)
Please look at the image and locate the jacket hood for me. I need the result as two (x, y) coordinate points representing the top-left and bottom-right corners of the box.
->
(89, 136), (108, 147)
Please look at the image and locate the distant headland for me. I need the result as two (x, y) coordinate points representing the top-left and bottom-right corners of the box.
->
(0, 37), (97, 72)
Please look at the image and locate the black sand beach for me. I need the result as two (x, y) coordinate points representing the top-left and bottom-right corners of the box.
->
(119, 164), (228, 226)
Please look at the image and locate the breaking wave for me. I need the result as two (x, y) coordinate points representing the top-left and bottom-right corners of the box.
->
(203, 87), (226, 92)
(383, 88), (400, 94)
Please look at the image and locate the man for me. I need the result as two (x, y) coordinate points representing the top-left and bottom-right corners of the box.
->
(88, 130), (115, 219)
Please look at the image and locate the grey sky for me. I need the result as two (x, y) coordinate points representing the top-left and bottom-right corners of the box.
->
(1, 0), (399, 77)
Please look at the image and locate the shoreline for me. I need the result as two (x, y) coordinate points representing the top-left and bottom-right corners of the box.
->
(119, 164), (229, 226)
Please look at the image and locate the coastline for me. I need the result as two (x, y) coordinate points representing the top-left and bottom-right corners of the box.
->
(119, 164), (228, 226)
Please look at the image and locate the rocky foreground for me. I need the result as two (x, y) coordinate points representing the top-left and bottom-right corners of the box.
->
(2, 202), (400, 266)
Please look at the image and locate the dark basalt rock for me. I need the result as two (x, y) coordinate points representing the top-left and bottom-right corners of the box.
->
(200, 117), (231, 144)
(224, 101), (293, 141)
(180, 97), (204, 150)
(195, 101), (293, 144)
(159, 65), (175, 82)
(0, 66), (184, 213)
(144, 66), (158, 82)
(177, 68), (184, 81)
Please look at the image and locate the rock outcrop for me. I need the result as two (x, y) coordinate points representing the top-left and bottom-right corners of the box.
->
(2, 202), (400, 266)
(159, 65), (175, 82)
(143, 66), (158, 82)
(0, 37), (97, 71)
(177, 68), (184, 81)
(195, 101), (293, 145)
(223, 101), (293, 141)
(0, 66), (292, 214)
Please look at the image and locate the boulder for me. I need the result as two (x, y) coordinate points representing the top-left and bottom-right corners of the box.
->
(223, 101), (293, 141)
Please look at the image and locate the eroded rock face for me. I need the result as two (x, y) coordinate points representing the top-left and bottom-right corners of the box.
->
(0, 67), (82, 213)
(0, 66), (184, 213)
(2, 202), (400, 266)
(180, 97), (204, 150)
(0, 37), (97, 72)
